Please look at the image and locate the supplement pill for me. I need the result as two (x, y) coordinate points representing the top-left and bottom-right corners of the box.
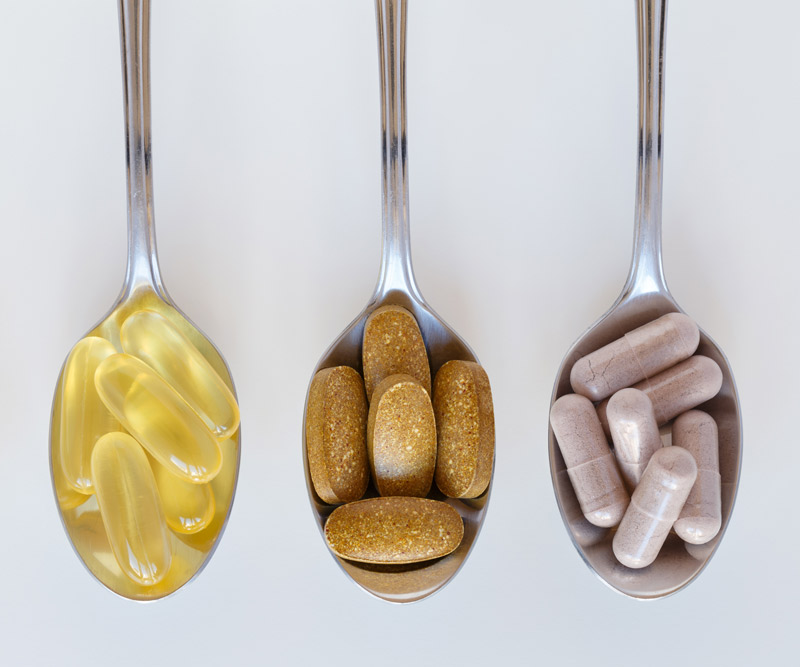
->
(550, 394), (629, 527)
(672, 410), (722, 545)
(433, 360), (495, 498)
(612, 446), (697, 569)
(570, 313), (699, 401)
(151, 457), (216, 534)
(607, 388), (662, 491)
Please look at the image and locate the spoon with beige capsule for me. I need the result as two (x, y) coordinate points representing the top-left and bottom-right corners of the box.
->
(548, 0), (741, 599)
(50, 0), (240, 601)
(302, 0), (494, 603)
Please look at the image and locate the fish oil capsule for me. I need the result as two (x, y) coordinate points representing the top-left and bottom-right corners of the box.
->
(550, 394), (629, 527)
(60, 337), (122, 494)
(95, 354), (223, 483)
(570, 313), (699, 401)
(91, 432), (172, 585)
(121, 310), (239, 439)
(151, 457), (216, 534)
(433, 360), (495, 498)
(673, 410), (721, 545)
(305, 366), (369, 504)
(367, 374), (437, 497)
(612, 446), (697, 569)
(607, 388), (662, 491)
(362, 305), (431, 401)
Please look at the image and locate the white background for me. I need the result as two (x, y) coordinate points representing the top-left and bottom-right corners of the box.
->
(0, 1), (796, 665)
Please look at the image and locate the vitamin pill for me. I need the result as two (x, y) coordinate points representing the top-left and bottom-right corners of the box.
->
(432, 360), (494, 498)
(121, 310), (240, 440)
(612, 446), (697, 569)
(305, 366), (369, 504)
(672, 410), (722, 545)
(550, 394), (629, 527)
(324, 497), (463, 564)
(60, 337), (122, 494)
(362, 305), (431, 400)
(570, 313), (699, 402)
(91, 432), (172, 586)
(151, 457), (216, 534)
(607, 388), (662, 491)
(367, 374), (436, 497)
(95, 354), (223, 483)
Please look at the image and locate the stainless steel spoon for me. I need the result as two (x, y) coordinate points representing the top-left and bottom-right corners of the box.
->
(548, 0), (741, 599)
(302, 0), (492, 603)
(49, 0), (240, 600)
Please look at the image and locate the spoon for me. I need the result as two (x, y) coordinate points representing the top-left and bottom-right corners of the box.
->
(548, 0), (741, 599)
(302, 0), (492, 603)
(49, 0), (240, 600)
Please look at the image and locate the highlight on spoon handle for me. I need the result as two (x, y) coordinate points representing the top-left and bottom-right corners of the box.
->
(373, 0), (421, 301)
(119, 0), (163, 295)
(625, 0), (668, 297)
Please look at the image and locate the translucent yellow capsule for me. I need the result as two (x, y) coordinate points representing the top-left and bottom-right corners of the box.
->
(91, 432), (172, 586)
(151, 456), (216, 534)
(95, 354), (223, 483)
(60, 337), (122, 494)
(121, 310), (240, 439)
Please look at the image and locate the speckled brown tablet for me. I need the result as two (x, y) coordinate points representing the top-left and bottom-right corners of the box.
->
(362, 305), (431, 401)
(367, 374), (436, 497)
(433, 360), (495, 498)
(324, 497), (464, 564)
(306, 366), (369, 504)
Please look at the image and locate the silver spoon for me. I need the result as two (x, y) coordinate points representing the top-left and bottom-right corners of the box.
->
(548, 0), (741, 599)
(302, 0), (492, 603)
(49, 0), (240, 600)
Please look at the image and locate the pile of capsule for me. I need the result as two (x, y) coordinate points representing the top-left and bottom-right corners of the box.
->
(306, 305), (495, 565)
(550, 313), (723, 568)
(55, 310), (240, 586)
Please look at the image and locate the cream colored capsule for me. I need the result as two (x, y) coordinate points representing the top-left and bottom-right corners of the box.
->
(368, 374), (437, 497)
(362, 305), (431, 400)
(550, 394), (629, 527)
(91, 432), (172, 585)
(570, 313), (699, 401)
(305, 366), (369, 504)
(607, 388), (662, 491)
(612, 446), (697, 569)
(672, 410), (721, 545)
(151, 456), (216, 534)
(433, 360), (495, 498)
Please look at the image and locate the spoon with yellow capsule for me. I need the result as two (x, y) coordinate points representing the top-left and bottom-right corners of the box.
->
(50, 0), (240, 600)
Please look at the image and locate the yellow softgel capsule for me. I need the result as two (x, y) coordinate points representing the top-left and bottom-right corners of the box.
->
(121, 310), (239, 439)
(95, 354), (223, 483)
(60, 336), (122, 494)
(151, 457), (216, 534)
(91, 432), (172, 586)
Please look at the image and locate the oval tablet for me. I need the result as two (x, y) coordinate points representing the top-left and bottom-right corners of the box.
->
(306, 366), (369, 504)
(324, 497), (464, 564)
(362, 305), (431, 401)
(91, 432), (172, 586)
(607, 388), (662, 491)
(433, 360), (495, 498)
(368, 374), (437, 497)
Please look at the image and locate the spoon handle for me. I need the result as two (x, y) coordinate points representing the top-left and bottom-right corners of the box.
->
(119, 0), (163, 296)
(624, 0), (669, 297)
(373, 0), (421, 301)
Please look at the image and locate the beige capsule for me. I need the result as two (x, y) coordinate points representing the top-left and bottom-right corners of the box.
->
(612, 446), (697, 569)
(550, 394), (629, 527)
(305, 366), (369, 504)
(324, 497), (463, 564)
(362, 305), (431, 401)
(433, 360), (495, 498)
(607, 388), (663, 491)
(368, 374), (437, 497)
(570, 313), (699, 402)
(672, 410), (722, 545)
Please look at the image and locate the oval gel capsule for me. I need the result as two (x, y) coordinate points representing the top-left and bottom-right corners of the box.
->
(612, 446), (697, 569)
(550, 394), (629, 528)
(607, 388), (662, 491)
(91, 432), (172, 586)
(95, 354), (222, 483)
(151, 457), (216, 535)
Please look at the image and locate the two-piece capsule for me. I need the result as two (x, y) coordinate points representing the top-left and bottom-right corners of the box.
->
(607, 388), (662, 491)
